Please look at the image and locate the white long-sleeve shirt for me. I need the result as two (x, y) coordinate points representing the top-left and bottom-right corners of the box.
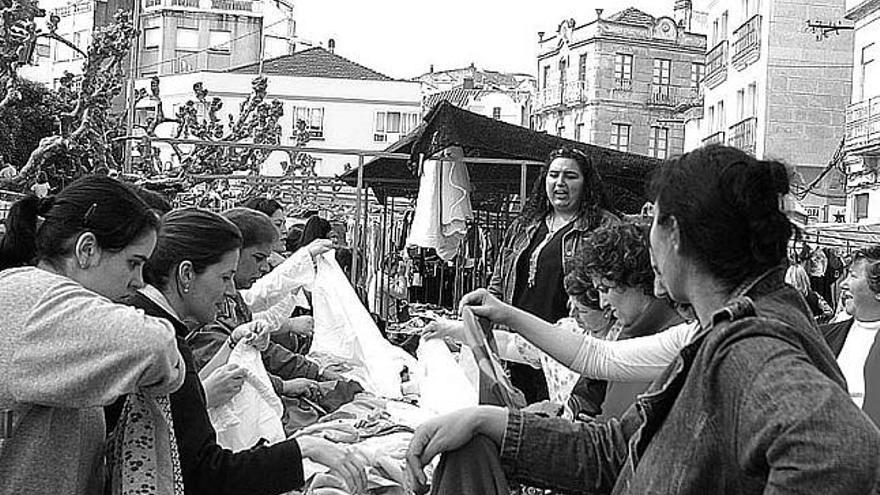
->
(240, 248), (314, 314)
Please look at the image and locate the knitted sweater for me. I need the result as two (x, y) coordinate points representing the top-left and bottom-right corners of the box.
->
(0, 267), (185, 495)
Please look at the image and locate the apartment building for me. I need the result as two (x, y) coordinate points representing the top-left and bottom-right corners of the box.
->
(843, 0), (880, 222)
(534, 6), (706, 159)
(694, 0), (852, 221)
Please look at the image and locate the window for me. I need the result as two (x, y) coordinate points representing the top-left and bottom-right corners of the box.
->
(747, 82), (757, 117)
(176, 27), (199, 50)
(144, 27), (160, 49)
(717, 100), (725, 131)
(35, 41), (50, 60)
(556, 119), (565, 137)
(691, 62), (705, 89)
(72, 32), (83, 59)
(611, 123), (630, 152)
(209, 30), (231, 52)
(374, 111), (419, 142)
(614, 54), (633, 81)
(492, 107), (502, 120)
(708, 105), (715, 132)
(721, 11), (728, 39)
(861, 43), (876, 100)
(653, 59), (671, 86)
(712, 19), (719, 45)
(736, 89), (745, 120)
(649, 126), (669, 159)
(292, 106), (324, 139)
(575, 123), (584, 142)
(578, 53), (588, 81)
(558, 57), (567, 87)
(543, 65), (550, 89)
(855, 193), (869, 220)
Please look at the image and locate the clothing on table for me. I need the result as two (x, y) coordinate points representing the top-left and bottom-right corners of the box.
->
(188, 291), (321, 396)
(433, 268), (880, 494)
(821, 318), (880, 424)
(0, 267), (184, 495)
(109, 291), (306, 495)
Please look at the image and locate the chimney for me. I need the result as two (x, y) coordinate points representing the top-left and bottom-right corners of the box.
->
(327, 38), (336, 53)
(463, 77), (474, 89)
(674, 0), (693, 31)
(595, 8), (603, 20)
(429, 64), (434, 73)
(538, 31), (545, 41)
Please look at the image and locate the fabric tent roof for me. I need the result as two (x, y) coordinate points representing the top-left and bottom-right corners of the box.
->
(341, 101), (660, 213)
(802, 222), (880, 249)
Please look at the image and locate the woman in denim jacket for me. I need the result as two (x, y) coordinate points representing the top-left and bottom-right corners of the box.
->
(488, 147), (617, 402)
(406, 145), (880, 494)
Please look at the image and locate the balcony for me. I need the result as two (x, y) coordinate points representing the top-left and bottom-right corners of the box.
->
(647, 85), (703, 109)
(703, 130), (726, 146)
(613, 78), (633, 92)
(732, 14), (761, 70)
(144, 0), (260, 13)
(845, 96), (880, 153)
(728, 116), (757, 155)
(704, 40), (728, 89)
(535, 81), (588, 110)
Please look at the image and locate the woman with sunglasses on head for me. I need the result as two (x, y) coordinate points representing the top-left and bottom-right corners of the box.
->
(0, 175), (184, 495)
(486, 147), (618, 403)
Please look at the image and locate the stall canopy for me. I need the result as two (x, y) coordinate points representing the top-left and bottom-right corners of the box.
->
(801, 222), (880, 249)
(341, 101), (661, 213)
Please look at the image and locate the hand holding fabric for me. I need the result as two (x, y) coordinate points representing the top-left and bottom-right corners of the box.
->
(202, 363), (248, 408)
(299, 436), (370, 494)
(421, 318), (465, 342)
(458, 288), (512, 325)
(232, 320), (271, 351)
(282, 378), (321, 399)
(279, 315), (314, 337)
(305, 239), (335, 259)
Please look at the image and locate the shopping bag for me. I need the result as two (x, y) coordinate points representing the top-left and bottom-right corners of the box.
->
(416, 337), (478, 415)
(460, 307), (527, 409)
(208, 344), (285, 451)
(311, 252), (416, 398)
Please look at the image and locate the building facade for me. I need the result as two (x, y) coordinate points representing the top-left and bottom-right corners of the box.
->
(20, 0), (295, 86)
(534, 7), (706, 159)
(417, 65), (536, 126)
(843, 0), (880, 222)
(693, 0), (852, 222)
(138, 47), (421, 176)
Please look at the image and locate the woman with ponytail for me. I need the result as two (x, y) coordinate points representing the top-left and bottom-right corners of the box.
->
(0, 175), (185, 495)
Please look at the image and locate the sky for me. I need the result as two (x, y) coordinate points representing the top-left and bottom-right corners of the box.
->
(294, 0), (672, 80)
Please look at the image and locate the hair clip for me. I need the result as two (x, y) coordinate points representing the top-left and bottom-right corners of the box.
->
(82, 203), (98, 226)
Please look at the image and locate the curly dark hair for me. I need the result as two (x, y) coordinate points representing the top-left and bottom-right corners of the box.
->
(563, 269), (601, 310)
(572, 221), (654, 295)
(853, 246), (880, 295)
(522, 147), (612, 227)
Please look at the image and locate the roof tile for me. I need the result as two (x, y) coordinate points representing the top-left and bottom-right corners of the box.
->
(228, 47), (394, 81)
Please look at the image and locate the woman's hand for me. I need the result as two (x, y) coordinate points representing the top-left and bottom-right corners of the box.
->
(282, 378), (321, 399)
(306, 238), (335, 259)
(420, 318), (465, 342)
(405, 406), (505, 490)
(298, 436), (370, 494)
(231, 320), (271, 351)
(278, 315), (314, 338)
(202, 363), (248, 408)
(458, 288), (512, 325)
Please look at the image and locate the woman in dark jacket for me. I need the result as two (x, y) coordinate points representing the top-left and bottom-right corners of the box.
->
(108, 207), (368, 495)
(488, 147), (617, 402)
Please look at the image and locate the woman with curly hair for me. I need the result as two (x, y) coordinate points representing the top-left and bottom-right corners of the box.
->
(485, 147), (618, 402)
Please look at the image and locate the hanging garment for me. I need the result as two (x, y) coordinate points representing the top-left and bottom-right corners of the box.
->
(406, 146), (473, 261)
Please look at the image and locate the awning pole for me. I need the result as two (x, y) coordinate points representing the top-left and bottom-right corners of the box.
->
(352, 154), (364, 286)
(520, 162), (528, 211)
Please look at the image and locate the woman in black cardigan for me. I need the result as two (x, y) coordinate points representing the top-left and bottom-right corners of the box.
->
(108, 207), (368, 495)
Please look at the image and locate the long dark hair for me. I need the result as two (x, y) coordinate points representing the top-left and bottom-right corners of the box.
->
(0, 175), (158, 271)
(522, 147), (609, 227)
(299, 216), (332, 246)
(144, 207), (242, 289)
(648, 144), (793, 290)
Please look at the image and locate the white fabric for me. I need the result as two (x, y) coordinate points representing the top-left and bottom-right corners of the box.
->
(251, 290), (309, 330)
(240, 248), (314, 313)
(406, 146), (473, 261)
(208, 345), (285, 452)
(310, 252), (416, 398)
(838, 319), (880, 408)
(415, 338), (478, 415)
(569, 320), (700, 382)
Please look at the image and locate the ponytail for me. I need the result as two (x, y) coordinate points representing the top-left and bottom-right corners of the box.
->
(0, 195), (51, 270)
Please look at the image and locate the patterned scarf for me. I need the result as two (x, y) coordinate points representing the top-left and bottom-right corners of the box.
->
(106, 391), (184, 495)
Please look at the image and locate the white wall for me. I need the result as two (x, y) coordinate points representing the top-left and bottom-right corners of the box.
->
(468, 92), (526, 126)
(851, 7), (880, 103)
(139, 71), (421, 176)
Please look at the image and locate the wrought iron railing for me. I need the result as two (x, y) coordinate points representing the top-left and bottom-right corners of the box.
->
(705, 40), (728, 88)
(702, 130), (726, 145)
(732, 14), (761, 67)
(728, 116), (757, 154)
(845, 96), (880, 152)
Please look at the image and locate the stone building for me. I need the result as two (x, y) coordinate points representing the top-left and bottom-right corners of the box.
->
(534, 6), (706, 159)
